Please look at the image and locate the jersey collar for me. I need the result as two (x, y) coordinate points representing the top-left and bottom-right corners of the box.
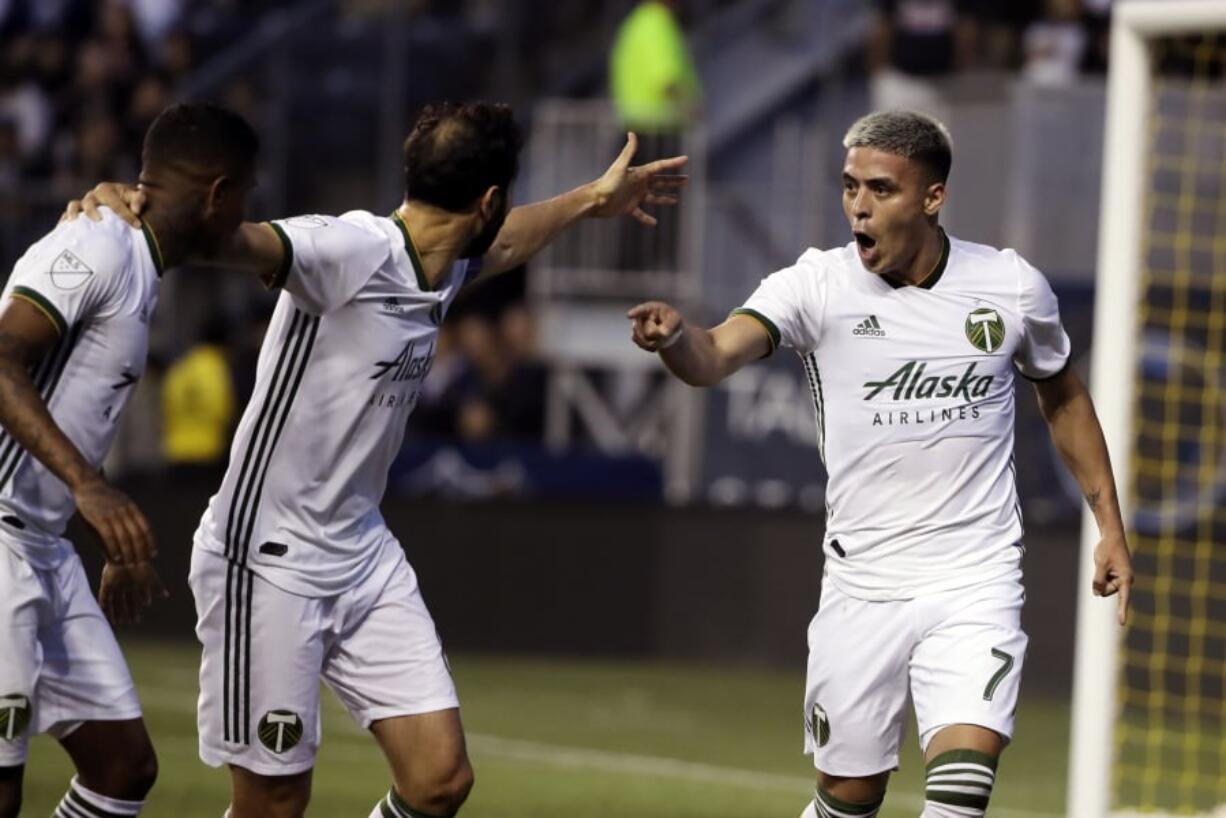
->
(883, 229), (949, 291)
(391, 211), (431, 292)
(141, 221), (166, 276)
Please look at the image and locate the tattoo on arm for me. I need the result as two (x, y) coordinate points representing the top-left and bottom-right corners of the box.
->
(1086, 489), (1101, 512)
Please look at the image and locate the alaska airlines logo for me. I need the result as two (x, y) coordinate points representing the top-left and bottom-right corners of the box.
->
(371, 339), (434, 383)
(863, 361), (994, 402)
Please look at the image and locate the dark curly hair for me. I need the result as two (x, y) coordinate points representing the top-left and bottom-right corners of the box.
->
(403, 102), (525, 212)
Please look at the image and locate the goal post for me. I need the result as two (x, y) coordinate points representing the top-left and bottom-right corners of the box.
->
(1070, 3), (1226, 817)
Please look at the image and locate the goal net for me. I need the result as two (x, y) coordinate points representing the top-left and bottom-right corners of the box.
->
(1070, 4), (1226, 817)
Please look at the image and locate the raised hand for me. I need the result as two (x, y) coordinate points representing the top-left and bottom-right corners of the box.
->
(628, 301), (685, 352)
(60, 182), (145, 227)
(99, 560), (169, 625)
(589, 133), (689, 226)
(73, 477), (157, 565)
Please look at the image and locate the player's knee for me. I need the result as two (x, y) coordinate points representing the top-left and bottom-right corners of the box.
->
(428, 756), (475, 814)
(397, 756), (474, 816)
(242, 779), (310, 818)
(440, 758), (475, 811)
(814, 771), (887, 818)
(129, 744), (159, 798)
(231, 767), (311, 818)
(78, 739), (158, 800)
(923, 748), (996, 817)
(818, 770), (889, 804)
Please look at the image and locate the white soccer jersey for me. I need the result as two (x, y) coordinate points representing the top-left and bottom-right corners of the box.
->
(0, 209), (161, 568)
(737, 232), (1070, 601)
(194, 211), (478, 596)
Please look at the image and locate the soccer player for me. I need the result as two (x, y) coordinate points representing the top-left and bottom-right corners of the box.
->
(76, 101), (686, 818)
(627, 110), (1133, 818)
(0, 103), (259, 818)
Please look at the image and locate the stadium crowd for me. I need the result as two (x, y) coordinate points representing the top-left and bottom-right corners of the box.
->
(0, 0), (1119, 477)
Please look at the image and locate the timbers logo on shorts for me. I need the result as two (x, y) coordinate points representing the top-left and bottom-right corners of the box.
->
(258, 709), (304, 754)
(810, 702), (831, 748)
(0, 694), (30, 741)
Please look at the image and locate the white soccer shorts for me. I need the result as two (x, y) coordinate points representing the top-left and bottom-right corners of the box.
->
(190, 541), (459, 776)
(0, 543), (142, 766)
(803, 571), (1028, 777)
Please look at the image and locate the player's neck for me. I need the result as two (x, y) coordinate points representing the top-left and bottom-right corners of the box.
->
(139, 208), (188, 270)
(394, 202), (467, 287)
(889, 227), (946, 287)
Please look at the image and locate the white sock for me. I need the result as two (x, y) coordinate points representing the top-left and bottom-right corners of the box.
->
(799, 801), (820, 818)
(54, 775), (144, 816)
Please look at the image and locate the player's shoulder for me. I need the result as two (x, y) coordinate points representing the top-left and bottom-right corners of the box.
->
(26, 209), (135, 274)
(782, 244), (851, 277)
(949, 235), (1039, 275)
(781, 243), (863, 290)
(274, 211), (393, 261)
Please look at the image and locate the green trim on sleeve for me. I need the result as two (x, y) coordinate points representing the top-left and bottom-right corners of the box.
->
(9, 286), (67, 337)
(730, 308), (780, 356)
(265, 222), (294, 290)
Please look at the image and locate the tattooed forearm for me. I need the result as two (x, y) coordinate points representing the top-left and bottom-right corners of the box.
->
(1086, 489), (1101, 512)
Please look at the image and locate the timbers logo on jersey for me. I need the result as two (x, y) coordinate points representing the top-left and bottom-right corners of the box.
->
(258, 709), (304, 753)
(965, 308), (1006, 353)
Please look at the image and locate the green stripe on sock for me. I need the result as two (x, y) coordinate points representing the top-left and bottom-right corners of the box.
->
(925, 748), (998, 772)
(927, 788), (991, 810)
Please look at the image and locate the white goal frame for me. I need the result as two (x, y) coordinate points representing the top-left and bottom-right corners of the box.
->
(1068, 2), (1226, 817)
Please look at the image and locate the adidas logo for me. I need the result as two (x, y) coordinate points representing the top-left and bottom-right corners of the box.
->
(852, 315), (886, 338)
(381, 297), (406, 314)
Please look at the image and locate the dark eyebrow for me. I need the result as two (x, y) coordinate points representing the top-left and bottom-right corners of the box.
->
(865, 176), (897, 188)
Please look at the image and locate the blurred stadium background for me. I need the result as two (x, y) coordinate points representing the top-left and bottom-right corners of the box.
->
(0, 0), (1221, 815)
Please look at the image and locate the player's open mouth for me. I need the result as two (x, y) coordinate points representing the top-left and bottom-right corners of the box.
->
(854, 231), (880, 265)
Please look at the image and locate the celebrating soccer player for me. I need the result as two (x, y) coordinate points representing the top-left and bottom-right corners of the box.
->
(628, 110), (1133, 818)
(71, 101), (686, 818)
(0, 103), (259, 818)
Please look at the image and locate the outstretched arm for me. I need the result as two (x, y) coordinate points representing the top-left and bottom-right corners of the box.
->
(0, 298), (155, 564)
(481, 133), (687, 277)
(1034, 366), (1133, 624)
(60, 184), (285, 284)
(628, 301), (771, 387)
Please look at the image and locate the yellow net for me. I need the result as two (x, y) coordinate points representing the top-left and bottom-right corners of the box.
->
(1114, 34), (1226, 815)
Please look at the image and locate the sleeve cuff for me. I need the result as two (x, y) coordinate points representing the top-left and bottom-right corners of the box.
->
(730, 308), (780, 357)
(10, 286), (67, 336)
(265, 222), (294, 290)
(1016, 357), (1071, 383)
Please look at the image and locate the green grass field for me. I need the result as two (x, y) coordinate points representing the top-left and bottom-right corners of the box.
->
(19, 640), (1068, 817)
